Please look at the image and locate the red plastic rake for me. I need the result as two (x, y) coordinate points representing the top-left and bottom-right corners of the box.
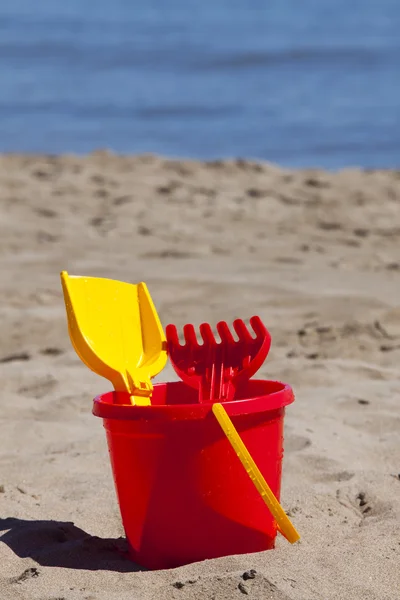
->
(166, 316), (271, 402)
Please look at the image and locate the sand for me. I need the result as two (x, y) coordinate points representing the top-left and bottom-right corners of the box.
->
(0, 152), (399, 599)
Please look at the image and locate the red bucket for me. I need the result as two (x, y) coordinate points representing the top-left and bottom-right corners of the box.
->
(93, 379), (294, 570)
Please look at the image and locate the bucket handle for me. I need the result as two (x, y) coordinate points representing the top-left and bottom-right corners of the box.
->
(212, 403), (300, 544)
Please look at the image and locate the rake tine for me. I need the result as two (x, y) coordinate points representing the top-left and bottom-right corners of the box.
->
(216, 320), (235, 345)
(183, 323), (199, 348)
(249, 315), (268, 340)
(165, 324), (181, 348)
(199, 322), (217, 346)
(233, 319), (253, 344)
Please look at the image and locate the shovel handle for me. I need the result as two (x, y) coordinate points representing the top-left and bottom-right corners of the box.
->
(212, 403), (300, 544)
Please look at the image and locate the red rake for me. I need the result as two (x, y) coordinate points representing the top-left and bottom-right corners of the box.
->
(166, 316), (271, 402)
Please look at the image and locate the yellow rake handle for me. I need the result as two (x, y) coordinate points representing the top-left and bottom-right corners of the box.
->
(212, 403), (300, 544)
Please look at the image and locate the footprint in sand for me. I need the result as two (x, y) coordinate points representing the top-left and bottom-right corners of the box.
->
(284, 434), (311, 453)
(163, 571), (292, 600)
(18, 377), (58, 399)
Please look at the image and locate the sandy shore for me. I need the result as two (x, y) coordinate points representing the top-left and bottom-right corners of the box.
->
(0, 152), (399, 599)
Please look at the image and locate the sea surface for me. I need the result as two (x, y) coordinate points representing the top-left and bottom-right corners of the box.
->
(1, 0), (399, 168)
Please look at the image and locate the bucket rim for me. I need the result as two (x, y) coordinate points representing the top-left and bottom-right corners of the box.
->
(92, 379), (294, 421)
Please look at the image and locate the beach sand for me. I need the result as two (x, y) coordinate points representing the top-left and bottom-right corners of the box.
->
(0, 152), (399, 599)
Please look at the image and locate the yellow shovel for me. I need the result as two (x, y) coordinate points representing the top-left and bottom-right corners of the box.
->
(60, 271), (167, 405)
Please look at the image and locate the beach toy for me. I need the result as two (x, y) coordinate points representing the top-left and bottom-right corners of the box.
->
(166, 318), (298, 544)
(93, 379), (296, 569)
(60, 271), (299, 568)
(60, 271), (167, 405)
(166, 316), (271, 402)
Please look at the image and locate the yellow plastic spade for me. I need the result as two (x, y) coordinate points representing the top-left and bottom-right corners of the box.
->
(60, 271), (167, 405)
(212, 403), (300, 544)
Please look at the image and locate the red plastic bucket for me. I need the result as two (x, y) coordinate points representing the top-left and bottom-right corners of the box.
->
(93, 379), (294, 570)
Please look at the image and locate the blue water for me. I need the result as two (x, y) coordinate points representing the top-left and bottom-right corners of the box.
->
(1, 0), (399, 168)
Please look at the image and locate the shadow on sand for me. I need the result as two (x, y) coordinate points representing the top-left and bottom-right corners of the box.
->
(0, 517), (143, 572)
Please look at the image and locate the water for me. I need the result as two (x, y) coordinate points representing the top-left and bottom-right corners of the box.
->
(1, 0), (399, 168)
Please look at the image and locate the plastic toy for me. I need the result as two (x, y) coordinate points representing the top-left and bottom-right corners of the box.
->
(60, 271), (166, 405)
(166, 316), (271, 402)
(60, 272), (300, 569)
(167, 319), (299, 545)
